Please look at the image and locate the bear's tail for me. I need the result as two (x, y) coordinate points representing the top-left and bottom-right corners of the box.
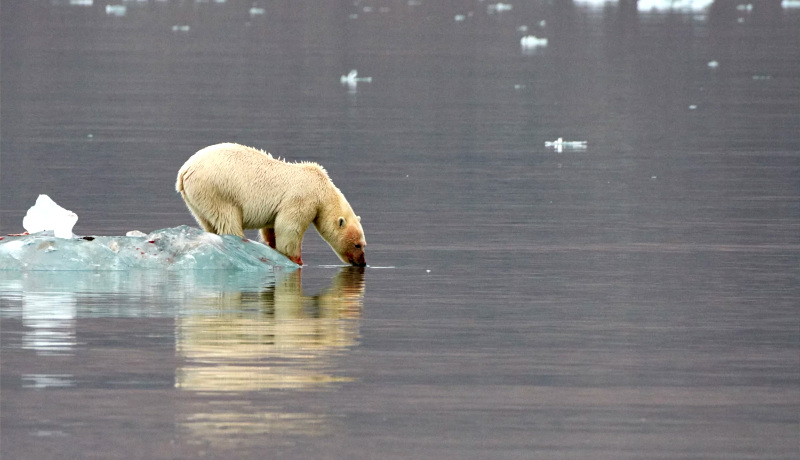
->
(175, 168), (187, 194)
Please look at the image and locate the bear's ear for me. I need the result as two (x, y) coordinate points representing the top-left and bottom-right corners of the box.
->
(338, 217), (346, 228)
(357, 215), (361, 222)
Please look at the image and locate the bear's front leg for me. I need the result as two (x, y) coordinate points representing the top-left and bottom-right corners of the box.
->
(273, 220), (306, 266)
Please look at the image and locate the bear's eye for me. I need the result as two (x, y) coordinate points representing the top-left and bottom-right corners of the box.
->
(354, 244), (362, 249)
(338, 217), (345, 228)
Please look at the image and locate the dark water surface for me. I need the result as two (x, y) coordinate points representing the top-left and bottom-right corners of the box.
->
(1, 2), (799, 459)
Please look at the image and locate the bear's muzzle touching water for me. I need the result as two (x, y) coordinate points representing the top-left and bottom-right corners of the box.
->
(176, 143), (366, 267)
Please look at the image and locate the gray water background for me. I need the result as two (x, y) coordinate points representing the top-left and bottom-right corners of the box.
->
(1, 1), (799, 458)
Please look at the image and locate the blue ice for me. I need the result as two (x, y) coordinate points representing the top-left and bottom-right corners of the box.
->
(0, 225), (297, 271)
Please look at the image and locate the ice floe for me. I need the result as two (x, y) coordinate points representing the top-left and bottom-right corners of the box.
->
(0, 225), (297, 271)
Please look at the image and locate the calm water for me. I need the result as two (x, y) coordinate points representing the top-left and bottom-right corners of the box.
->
(1, 2), (799, 459)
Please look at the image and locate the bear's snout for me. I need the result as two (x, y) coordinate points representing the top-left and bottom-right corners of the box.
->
(345, 247), (366, 267)
(348, 251), (366, 267)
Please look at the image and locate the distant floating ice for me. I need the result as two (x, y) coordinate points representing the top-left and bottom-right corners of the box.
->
(249, 7), (265, 17)
(22, 195), (78, 239)
(521, 35), (548, 49)
(105, 5), (127, 16)
(172, 25), (190, 32)
(545, 137), (588, 153)
(487, 3), (512, 13)
(707, 60), (719, 69)
(0, 226), (296, 271)
(574, 0), (714, 11)
(340, 70), (372, 92)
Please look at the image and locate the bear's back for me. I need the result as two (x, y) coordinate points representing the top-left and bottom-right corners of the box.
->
(181, 143), (333, 201)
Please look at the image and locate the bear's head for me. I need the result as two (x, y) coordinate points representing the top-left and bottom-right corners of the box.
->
(315, 199), (366, 267)
(331, 214), (367, 267)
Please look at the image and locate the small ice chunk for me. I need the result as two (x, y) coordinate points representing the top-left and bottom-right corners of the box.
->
(707, 60), (719, 69)
(454, 14), (466, 21)
(521, 35), (548, 49)
(126, 230), (147, 237)
(105, 5), (126, 16)
(544, 137), (587, 152)
(22, 195), (78, 239)
(340, 70), (372, 92)
(487, 3), (512, 13)
(340, 70), (372, 85)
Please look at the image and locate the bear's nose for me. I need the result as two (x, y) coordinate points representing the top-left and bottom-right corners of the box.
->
(350, 253), (366, 267)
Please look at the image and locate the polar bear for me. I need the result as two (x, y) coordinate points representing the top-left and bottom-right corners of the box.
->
(176, 143), (366, 267)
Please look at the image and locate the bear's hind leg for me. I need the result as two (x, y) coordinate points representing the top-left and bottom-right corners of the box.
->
(210, 204), (245, 238)
(183, 199), (216, 233)
(260, 228), (277, 249)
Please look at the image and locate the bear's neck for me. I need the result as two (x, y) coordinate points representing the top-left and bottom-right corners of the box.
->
(313, 185), (344, 233)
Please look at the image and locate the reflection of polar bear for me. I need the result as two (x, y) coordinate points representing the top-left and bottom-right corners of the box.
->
(176, 267), (366, 393)
(176, 143), (366, 266)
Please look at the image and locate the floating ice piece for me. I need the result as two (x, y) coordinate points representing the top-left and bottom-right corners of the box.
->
(249, 7), (265, 17)
(105, 5), (126, 16)
(22, 195), (78, 239)
(172, 25), (190, 32)
(521, 35), (548, 49)
(707, 60), (719, 69)
(454, 14), (466, 21)
(0, 226), (297, 271)
(340, 70), (372, 92)
(545, 137), (588, 153)
(487, 3), (512, 13)
(340, 70), (372, 85)
(632, 0), (713, 11)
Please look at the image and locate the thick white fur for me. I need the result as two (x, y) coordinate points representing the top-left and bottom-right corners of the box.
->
(176, 143), (366, 265)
